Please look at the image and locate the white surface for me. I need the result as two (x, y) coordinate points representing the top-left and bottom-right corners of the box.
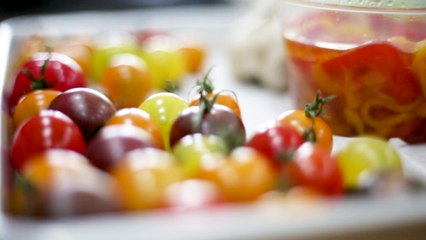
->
(1, 4), (426, 240)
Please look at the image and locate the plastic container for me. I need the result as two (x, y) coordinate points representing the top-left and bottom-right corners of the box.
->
(278, 0), (426, 143)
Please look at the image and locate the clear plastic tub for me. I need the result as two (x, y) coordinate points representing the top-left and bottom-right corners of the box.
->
(279, 0), (426, 143)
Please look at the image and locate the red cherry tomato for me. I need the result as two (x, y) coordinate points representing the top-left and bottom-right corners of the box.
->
(321, 42), (421, 104)
(6, 52), (86, 114)
(10, 110), (85, 171)
(246, 125), (304, 169)
(287, 142), (343, 196)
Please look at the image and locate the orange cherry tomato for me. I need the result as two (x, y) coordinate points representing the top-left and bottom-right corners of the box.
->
(110, 148), (183, 211)
(13, 89), (61, 128)
(179, 44), (205, 73)
(199, 147), (277, 202)
(276, 109), (333, 153)
(101, 53), (153, 109)
(55, 38), (94, 77)
(106, 108), (164, 149)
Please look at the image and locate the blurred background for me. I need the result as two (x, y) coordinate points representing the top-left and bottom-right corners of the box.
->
(0, 0), (230, 21)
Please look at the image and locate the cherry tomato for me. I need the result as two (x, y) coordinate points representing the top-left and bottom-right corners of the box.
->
(141, 35), (186, 90)
(10, 110), (85, 171)
(139, 92), (188, 151)
(172, 134), (228, 178)
(198, 147), (278, 202)
(91, 38), (141, 82)
(106, 108), (164, 149)
(16, 149), (120, 217)
(246, 124), (304, 169)
(86, 124), (155, 170)
(165, 179), (222, 211)
(277, 109), (333, 152)
(179, 43), (205, 73)
(6, 52), (86, 114)
(336, 136), (402, 190)
(13, 89), (61, 128)
(48, 88), (116, 139)
(54, 37), (94, 76)
(170, 105), (246, 150)
(101, 53), (153, 109)
(321, 42), (421, 104)
(16, 35), (47, 65)
(110, 148), (183, 211)
(288, 142), (343, 196)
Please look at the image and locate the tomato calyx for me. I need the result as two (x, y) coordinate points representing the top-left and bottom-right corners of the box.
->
(303, 91), (334, 143)
(23, 55), (55, 91)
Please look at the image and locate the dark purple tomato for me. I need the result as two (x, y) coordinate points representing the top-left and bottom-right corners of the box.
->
(246, 124), (304, 169)
(48, 88), (116, 139)
(86, 124), (155, 170)
(170, 105), (245, 151)
(6, 52), (86, 115)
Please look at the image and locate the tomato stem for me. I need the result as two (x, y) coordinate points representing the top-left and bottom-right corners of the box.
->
(23, 54), (54, 90)
(303, 91), (334, 142)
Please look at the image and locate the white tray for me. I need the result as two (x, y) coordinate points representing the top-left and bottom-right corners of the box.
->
(1, 4), (426, 240)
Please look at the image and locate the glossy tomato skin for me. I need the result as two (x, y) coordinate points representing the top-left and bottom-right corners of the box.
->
(6, 52), (86, 114)
(106, 108), (164, 149)
(172, 134), (228, 178)
(277, 109), (333, 153)
(100, 53), (153, 109)
(10, 110), (85, 171)
(13, 89), (61, 128)
(336, 136), (402, 190)
(170, 105), (245, 151)
(246, 125), (304, 169)
(139, 92), (188, 151)
(86, 124), (156, 171)
(110, 148), (184, 211)
(48, 88), (116, 139)
(289, 142), (343, 196)
(198, 147), (278, 202)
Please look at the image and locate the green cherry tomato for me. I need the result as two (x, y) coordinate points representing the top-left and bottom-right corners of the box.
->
(336, 136), (402, 190)
(172, 134), (228, 178)
(139, 92), (188, 151)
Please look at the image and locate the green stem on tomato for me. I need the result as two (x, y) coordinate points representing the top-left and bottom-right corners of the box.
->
(303, 91), (335, 142)
(24, 54), (54, 90)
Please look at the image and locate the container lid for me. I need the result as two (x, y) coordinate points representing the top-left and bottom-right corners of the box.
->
(284, 0), (426, 9)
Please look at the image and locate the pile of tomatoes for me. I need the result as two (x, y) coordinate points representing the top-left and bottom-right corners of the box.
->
(3, 33), (406, 218)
